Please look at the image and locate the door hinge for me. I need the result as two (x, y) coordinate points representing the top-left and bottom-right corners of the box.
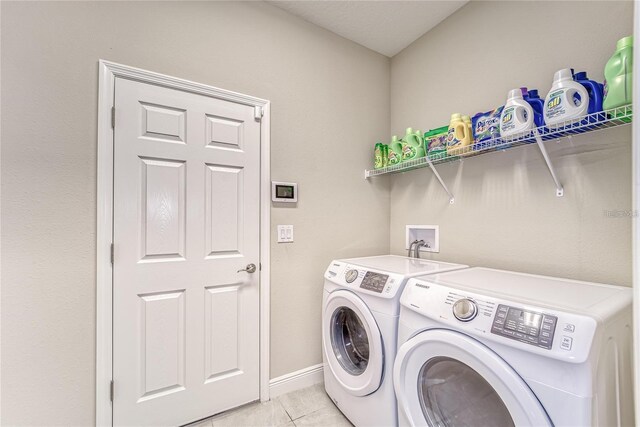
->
(110, 380), (114, 402)
(254, 106), (263, 121)
(111, 106), (115, 129)
(259, 263), (262, 271)
(110, 243), (114, 264)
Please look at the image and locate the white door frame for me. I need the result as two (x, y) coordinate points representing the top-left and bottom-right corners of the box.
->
(95, 60), (271, 427)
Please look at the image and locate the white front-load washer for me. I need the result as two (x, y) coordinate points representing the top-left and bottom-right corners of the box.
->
(394, 267), (634, 427)
(322, 255), (468, 427)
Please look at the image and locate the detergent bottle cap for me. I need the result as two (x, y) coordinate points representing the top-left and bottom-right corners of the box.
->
(451, 113), (462, 120)
(507, 88), (524, 100)
(391, 135), (398, 142)
(415, 129), (422, 135)
(617, 36), (633, 50)
(554, 68), (574, 82)
(574, 71), (588, 80)
(520, 87), (529, 97)
(405, 127), (413, 135)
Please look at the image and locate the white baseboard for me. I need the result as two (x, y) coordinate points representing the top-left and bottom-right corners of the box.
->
(269, 363), (324, 398)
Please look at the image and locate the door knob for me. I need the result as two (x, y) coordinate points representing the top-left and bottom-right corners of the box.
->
(237, 263), (257, 274)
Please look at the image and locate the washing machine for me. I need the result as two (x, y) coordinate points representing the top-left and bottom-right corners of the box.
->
(322, 255), (468, 427)
(393, 267), (634, 427)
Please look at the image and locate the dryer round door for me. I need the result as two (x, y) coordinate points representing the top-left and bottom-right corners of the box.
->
(393, 329), (552, 427)
(323, 290), (384, 396)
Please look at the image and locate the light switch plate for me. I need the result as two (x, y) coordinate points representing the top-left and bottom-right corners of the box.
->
(277, 225), (294, 243)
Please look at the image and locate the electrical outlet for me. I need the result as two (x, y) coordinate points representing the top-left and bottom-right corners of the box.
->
(277, 225), (294, 243)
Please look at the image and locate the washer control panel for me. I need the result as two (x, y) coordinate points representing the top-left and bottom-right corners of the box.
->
(359, 271), (390, 293)
(325, 261), (404, 298)
(491, 304), (557, 349)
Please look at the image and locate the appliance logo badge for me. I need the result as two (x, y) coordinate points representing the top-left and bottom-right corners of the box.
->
(415, 283), (430, 290)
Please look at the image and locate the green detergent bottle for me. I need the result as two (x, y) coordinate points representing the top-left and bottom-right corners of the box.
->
(382, 144), (389, 168)
(603, 36), (633, 120)
(374, 143), (383, 169)
(388, 136), (403, 165)
(401, 127), (426, 161)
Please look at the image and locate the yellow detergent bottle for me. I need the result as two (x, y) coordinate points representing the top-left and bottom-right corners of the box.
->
(446, 113), (472, 156)
(462, 115), (474, 154)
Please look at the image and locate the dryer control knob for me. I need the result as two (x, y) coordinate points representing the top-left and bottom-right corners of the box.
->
(345, 269), (358, 283)
(453, 298), (477, 322)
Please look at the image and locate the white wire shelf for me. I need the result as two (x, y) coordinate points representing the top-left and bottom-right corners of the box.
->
(365, 104), (632, 203)
(365, 104), (633, 180)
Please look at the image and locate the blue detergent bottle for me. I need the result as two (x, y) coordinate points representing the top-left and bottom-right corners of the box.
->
(573, 71), (604, 123)
(522, 88), (548, 140)
(522, 89), (545, 127)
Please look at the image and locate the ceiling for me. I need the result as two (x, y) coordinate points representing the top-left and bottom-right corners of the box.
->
(268, 1), (468, 57)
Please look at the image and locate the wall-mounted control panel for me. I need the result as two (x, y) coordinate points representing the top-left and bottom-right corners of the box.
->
(272, 181), (298, 203)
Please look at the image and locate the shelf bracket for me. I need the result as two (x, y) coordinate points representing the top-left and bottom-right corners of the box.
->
(425, 157), (455, 204)
(534, 130), (564, 197)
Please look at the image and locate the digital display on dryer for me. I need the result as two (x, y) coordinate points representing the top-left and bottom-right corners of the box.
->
(491, 304), (557, 349)
(359, 272), (389, 293)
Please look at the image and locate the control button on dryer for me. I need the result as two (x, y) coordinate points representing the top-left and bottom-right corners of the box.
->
(563, 324), (576, 333)
(452, 298), (478, 322)
(561, 336), (573, 350)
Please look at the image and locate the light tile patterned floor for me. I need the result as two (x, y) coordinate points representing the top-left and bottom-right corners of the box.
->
(186, 384), (352, 427)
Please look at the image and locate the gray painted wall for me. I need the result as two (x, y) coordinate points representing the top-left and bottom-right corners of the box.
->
(389, 1), (633, 286)
(1, 1), (634, 425)
(0, 2), (390, 425)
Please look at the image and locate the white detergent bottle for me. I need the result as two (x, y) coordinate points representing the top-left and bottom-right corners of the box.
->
(500, 89), (534, 140)
(544, 68), (589, 128)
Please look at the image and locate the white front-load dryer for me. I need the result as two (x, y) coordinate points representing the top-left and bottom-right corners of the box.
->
(322, 255), (468, 427)
(393, 267), (634, 427)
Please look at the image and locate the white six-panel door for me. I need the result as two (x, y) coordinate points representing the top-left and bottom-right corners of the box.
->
(112, 78), (261, 426)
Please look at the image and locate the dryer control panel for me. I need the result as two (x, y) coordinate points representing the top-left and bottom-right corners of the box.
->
(400, 278), (599, 363)
(491, 305), (557, 350)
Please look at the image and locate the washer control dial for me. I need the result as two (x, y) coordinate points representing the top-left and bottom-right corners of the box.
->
(345, 269), (358, 283)
(453, 298), (478, 322)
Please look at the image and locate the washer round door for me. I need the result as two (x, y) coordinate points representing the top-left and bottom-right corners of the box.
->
(323, 290), (384, 396)
(393, 329), (552, 427)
